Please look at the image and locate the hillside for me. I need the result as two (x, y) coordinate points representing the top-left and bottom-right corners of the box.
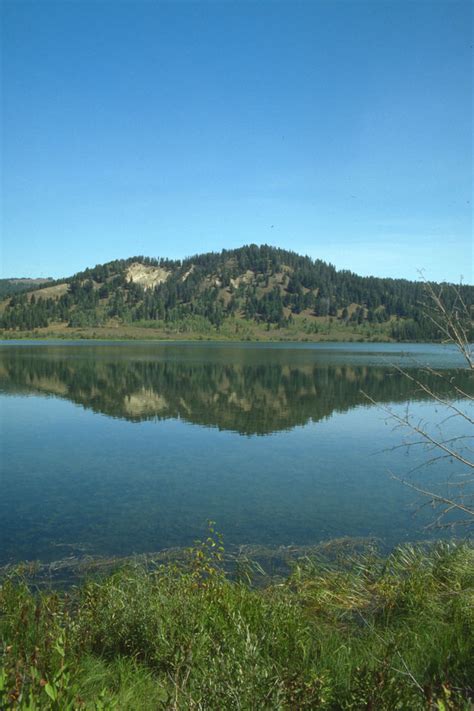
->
(0, 277), (53, 300)
(1, 245), (472, 341)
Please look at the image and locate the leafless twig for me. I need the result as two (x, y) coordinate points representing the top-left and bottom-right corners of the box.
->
(363, 279), (474, 529)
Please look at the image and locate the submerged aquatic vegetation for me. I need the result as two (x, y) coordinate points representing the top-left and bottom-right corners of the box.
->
(1, 536), (473, 709)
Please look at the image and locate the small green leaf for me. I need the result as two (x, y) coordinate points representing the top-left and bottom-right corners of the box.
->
(44, 682), (58, 701)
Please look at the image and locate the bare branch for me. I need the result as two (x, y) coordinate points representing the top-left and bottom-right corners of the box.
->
(362, 278), (473, 529)
(418, 276), (473, 370)
(390, 473), (474, 519)
(391, 365), (474, 426)
(362, 391), (474, 471)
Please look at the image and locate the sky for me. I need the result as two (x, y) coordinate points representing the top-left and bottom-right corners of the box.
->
(1, 0), (472, 282)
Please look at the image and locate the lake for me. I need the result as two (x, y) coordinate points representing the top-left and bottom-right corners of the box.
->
(0, 341), (472, 567)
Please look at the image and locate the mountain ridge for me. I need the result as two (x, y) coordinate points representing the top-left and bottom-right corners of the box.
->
(1, 244), (472, 341)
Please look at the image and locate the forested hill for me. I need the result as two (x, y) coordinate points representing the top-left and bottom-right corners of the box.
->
(1, 245), (472, 341)
(0, 277), (53, 300)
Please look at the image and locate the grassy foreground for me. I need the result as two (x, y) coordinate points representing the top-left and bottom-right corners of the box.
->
(1, 535), (473, 710)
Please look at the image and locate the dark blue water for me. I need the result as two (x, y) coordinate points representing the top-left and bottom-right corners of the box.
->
(1, 341), (472, 565)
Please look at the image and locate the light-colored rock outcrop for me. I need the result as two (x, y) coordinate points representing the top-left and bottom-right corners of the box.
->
(125, 263), (171, 290)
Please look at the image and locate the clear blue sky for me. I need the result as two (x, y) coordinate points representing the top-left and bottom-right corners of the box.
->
(1, 0), (472, 282)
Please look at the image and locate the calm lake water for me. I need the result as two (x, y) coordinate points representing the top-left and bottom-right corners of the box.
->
(1, 341), (472, 566)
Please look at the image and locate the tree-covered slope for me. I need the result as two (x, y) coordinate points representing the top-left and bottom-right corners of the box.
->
(0, 277), (53, 301)
(1, 245), (472, 341)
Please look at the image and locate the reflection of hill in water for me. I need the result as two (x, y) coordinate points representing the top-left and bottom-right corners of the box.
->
(1, 347), (472, 435)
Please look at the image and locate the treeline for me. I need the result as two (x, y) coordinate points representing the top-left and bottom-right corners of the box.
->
(1, 245), (472, 341)
(0, 278), (53, 300)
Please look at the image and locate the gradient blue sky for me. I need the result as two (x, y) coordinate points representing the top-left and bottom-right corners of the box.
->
(1, 0), (472, 281)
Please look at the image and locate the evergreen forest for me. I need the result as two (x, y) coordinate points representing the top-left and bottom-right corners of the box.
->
(1, 245), (472, 341)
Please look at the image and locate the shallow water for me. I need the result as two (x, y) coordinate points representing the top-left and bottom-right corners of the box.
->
(1, 341), (472, 565)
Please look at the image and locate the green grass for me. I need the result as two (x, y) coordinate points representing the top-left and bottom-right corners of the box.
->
(1, 535), (473, 709)
(0, 314), (397, 342)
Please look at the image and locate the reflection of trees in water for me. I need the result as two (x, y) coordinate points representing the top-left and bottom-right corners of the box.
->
(1, 350), (472, 435)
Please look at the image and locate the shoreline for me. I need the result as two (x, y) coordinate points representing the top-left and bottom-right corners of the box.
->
(0, 327), (444, 345)
(0, 535), (459, 589)
(2, 540), (472, 708)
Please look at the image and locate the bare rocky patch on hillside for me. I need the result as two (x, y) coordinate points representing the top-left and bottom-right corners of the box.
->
(126, 262), (171, 290)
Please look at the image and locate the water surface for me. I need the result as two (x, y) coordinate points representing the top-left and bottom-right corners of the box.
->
(1, 341), (472, 565)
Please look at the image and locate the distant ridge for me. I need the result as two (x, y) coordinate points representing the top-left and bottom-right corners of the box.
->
(0, 277), (53, 300)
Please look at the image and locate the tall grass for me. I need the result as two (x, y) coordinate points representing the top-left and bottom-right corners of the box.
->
(1, 535), (473, 709)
